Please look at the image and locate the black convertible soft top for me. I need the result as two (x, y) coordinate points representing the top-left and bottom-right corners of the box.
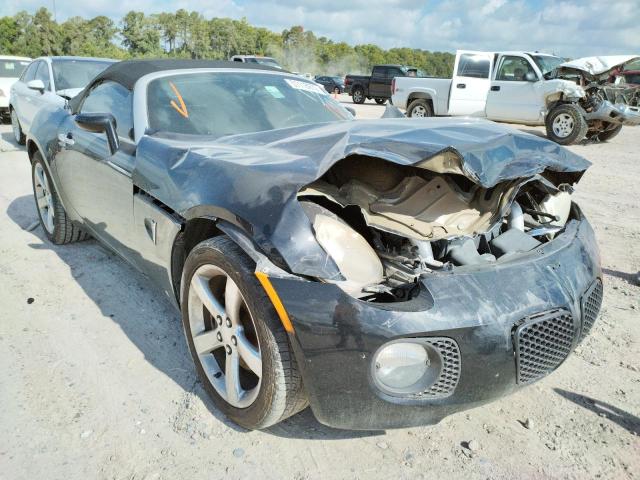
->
(69, 59), (284, 112)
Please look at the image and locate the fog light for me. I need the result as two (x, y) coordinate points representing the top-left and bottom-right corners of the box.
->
(374, 342), (428, 390)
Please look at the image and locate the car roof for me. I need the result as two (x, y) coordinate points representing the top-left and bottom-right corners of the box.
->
(89, 59), (285, 90)
(34, 56), (116, 63)
(0, 55), (31, 61)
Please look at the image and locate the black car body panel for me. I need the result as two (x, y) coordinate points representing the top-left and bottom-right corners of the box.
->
(272, 211), (600, 429)
(25, 60), (602, 430)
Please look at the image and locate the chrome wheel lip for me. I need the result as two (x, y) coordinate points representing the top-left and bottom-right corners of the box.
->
(33, 163), (55, 234)
(552, 113), (575, 138)
(188, 264), (262, 409)
(11, 110), (21, 143)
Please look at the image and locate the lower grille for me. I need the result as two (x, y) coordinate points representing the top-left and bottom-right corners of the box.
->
(581, 279), (603, 338)
(412, 337), (461, 398)
(514, 309), (575, 384)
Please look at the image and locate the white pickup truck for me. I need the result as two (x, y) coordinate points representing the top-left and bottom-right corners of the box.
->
(392, 50), (640, 145)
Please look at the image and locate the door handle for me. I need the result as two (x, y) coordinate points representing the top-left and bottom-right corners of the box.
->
(57, 132), (75, 148)
(491, 86), (501, 91)
(456, 83), (466, 89)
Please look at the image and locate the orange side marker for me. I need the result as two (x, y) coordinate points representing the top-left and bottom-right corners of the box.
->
(169, 81), (189, 118)
(255, 272), (295, 334)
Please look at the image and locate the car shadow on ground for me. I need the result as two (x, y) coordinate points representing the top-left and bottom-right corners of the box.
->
(1, 131), (21, 149)
(602, 267), (639, 286)
(6, 194), (379, 440)
(554, 388), (640, 435)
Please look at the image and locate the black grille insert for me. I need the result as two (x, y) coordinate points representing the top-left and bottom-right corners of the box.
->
(514, 309), (575, 384)
(412, 337), (461, 398)
(581, 279), (603, 338)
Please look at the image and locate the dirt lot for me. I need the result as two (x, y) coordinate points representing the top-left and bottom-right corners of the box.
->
(0, 99), (638, 480)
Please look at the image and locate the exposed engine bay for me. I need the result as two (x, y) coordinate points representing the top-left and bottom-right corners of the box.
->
(550, 56), (640, 129)
(299, 156), (575, 302)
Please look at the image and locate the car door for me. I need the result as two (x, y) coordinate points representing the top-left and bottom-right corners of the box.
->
(448, 51), (494, 116)
(369, 66), (388, 98)
(24, 61), (60, 128)
(485, 55), (543, 123)
(54, 81), (138, 261)
(13, 60), (41, 129)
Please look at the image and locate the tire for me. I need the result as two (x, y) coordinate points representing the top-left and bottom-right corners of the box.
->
(352, 87), (365, 104)
(31, 151), (89, 244)
(407, 98), (433, 118)
(591, 123), (623, 142)
(181, 236), (308, 429)
(11, 108), (25, 145)
(545, 104), (588, 145)
(374, 98), (386, 105)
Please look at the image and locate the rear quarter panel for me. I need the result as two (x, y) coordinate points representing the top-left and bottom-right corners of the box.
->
(392, 77), (452, 113)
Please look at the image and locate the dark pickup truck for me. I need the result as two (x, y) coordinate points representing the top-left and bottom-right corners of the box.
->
(345, 64), (424, 104)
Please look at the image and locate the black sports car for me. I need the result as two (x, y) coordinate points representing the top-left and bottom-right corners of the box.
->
(26, 59), (602, 430)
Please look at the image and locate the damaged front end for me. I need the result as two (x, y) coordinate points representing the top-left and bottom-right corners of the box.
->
(298, 155), (581, 302)
(552, 55), (640, 129)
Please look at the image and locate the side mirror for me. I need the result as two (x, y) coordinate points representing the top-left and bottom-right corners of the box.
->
(345, 106), (356, 117)
(27, 79), (46, 93)
(525, 71), (538, 82)
(75, 113), (119, 155)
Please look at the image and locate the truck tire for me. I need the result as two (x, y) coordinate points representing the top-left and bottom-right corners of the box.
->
(407, 98), (433, 118)
(352, 87), (365, 104)
(374, 98), (386, 105)
(591, 123), (623, 142)
(545, 104), (587, 145)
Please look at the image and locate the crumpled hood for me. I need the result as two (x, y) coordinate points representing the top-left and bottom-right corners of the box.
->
(134, 117), (590, 278)
(559, 55), (640, 76)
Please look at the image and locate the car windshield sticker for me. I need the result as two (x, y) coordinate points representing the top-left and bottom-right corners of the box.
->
(285, 78), (324, 94)
(264, 85), (285, 98)
(169, 81), (189, 118)
(5, 63), (15, 70)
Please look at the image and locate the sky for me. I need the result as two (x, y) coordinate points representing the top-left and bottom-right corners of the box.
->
(2, 0), (639, 58)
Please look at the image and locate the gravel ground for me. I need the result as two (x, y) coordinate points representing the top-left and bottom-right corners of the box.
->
(0, 100), (638, 479)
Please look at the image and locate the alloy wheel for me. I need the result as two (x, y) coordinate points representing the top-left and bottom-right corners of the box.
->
(552, 113), (575, 138)
(33, 162), (55, 234)
(187, 264), (262, 408)
(353, 89), (363, 103)
(11, 110), (21, 143)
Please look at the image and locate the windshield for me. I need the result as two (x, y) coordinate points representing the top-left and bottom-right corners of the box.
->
(402, 67), (427, 78)
(147, 72), (352, 137)
(0, 59), (30, 78)
(331, 76), (344, 84)
(530, 55), (564, 76)
(52, 59), (113, 90)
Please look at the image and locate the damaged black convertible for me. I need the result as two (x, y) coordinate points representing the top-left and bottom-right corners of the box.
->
(27, 60), (603, 430)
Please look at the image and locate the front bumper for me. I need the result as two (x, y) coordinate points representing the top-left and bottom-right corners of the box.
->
(270, 212), (601, 430)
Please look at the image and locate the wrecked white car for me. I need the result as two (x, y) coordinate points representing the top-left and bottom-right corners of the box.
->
(392, 50), (640, 145)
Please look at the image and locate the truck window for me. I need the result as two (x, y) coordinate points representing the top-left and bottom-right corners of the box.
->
(457, 54), (490, 79)
(496, 56), (536, 81)
(372, 66), (386, 76)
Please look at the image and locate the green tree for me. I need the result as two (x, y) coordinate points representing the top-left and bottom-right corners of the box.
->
(121, 11), (161, 57)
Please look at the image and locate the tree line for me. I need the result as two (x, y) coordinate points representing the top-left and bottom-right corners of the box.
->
(0, 8), (455, 77)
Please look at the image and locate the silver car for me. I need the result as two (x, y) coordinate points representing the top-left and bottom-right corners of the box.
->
(9, 56), (115, 144)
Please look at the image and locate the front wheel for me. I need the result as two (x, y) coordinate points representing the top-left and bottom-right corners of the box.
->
(352, 87), (365, 104)
(31, 151), (89, 244)
(545, 104), (587, 145)
(181, 236), (308, 429)
(11, 108), (25, 145)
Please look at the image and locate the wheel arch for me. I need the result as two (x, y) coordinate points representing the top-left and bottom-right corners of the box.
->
(407, 92), (435, 111)
(170, 213), (269, 304)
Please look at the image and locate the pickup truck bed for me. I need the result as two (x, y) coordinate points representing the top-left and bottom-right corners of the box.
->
(346, 65), (423, 104)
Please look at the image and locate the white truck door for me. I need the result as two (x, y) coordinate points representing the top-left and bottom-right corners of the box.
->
(448, 51), (494, 116)
(485, 54), (543, 123)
